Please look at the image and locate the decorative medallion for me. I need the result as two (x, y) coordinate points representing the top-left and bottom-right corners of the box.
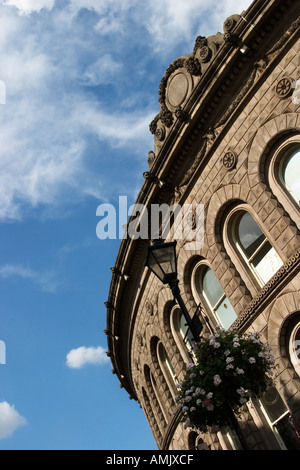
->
(155, 126), (166, 142)
(275, 76), (293, 99)
(222, 150), (238, 170)
(199, 46), (212, 63)
(186, 211), (197, 229)
(167, 72), (189, 108)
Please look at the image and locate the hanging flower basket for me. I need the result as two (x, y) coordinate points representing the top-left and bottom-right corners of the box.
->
(176, 328), (275, 432)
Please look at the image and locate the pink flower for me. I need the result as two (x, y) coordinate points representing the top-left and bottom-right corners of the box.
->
(213, 374), (222, 386)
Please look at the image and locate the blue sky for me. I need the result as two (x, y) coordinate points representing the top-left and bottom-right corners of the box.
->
(0, 0), (252, 450)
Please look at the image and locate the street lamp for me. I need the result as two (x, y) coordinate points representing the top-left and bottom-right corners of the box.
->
(145, 239), (249, 449)
(145, 239), (203, 343)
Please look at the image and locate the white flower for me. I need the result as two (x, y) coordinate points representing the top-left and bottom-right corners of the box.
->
(213, 375), (222, 386)
(226, 357), (234, 364)
(224, 349), (231, 356)
(196, 399), (202, 406)
(249, 357), (256, 364)
(239, 397), (248, 404)
(226, 364), (234, 370)
(190, 407), (196, 412)
(237, 387), (246, 396)
(236, 368), (244, 375)
(206, 392), (213, 399)
(182, 406), (189, 412)
(186, 363), (195, 370)
(233, 342), (240, 348)
(195, 387), (205, 396)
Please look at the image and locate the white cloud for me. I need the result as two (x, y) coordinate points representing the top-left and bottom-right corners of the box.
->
(4, 0), (55, 16)
(0, 402), (27, 439)
(66, 346), (109, 369)
(0, 0), (253, 222)
(81, 55), (123, 87)
(0, 264), (62, 293)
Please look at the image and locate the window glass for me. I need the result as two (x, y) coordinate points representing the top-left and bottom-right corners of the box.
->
(288, 322), (300, 377)
(283, 148), (300, 204)
(238, 212), (265, 258)
(201, 267), (237, 329)
(236, 212), (283, 285)
(202, 267), (224, 307)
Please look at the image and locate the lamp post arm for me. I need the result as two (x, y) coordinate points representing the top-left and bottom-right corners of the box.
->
(169, 279), (201, 342)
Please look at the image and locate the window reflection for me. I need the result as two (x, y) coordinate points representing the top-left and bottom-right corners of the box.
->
(201, 267), (237, 329)
(283, 148), (300, 205)
(235, 212), (283, 285)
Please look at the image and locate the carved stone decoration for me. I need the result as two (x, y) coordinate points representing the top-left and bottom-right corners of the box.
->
(148, 151), (156, 168)
(160, 106), (173, 128)
(184, 57), (202, 76)
(155, 126), (166, 142)
(199, 45), (212, 63)
(145, 301), (153, 315)
(186, 211), (197, 230)
(222, 150), (238, 170)
(223, 14), (241, 32)
(136, 332), (143, 347)
(275, 76), (294, 99)
(175, 106), (188, 122)
(167, 72), (189, 108)
(224, 32), (239, 47)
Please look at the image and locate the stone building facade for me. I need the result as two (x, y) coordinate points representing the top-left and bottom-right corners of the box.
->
(106, 0), (300, 450)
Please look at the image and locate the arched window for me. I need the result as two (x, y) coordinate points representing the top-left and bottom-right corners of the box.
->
(157, 341), (177, 400)
(192, 262), (237, 330)
(281, 147), (300, 205)
(171, 306), (196, 364)
(268, 138), (300, 227)
(231, 210), (283, 287)
(285, 314), (300, 378)
(259, 386), (300, 450)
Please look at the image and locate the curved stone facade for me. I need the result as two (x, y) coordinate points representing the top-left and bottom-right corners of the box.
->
(106, 0), (300, 450)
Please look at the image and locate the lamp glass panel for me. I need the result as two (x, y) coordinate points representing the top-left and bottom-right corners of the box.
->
(151, 245), (177, 276)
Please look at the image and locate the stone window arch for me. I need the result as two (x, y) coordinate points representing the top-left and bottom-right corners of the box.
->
(170, 305), (196, 364)
(142, 386), (163, 446)
(157, 341), (178, 401)
(191, 260), (237, 330)
(223, 205), (283, 293)
(150, 337), (176, 413)
(268, 134), (300, 227)
(144, 365), (167, 435)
